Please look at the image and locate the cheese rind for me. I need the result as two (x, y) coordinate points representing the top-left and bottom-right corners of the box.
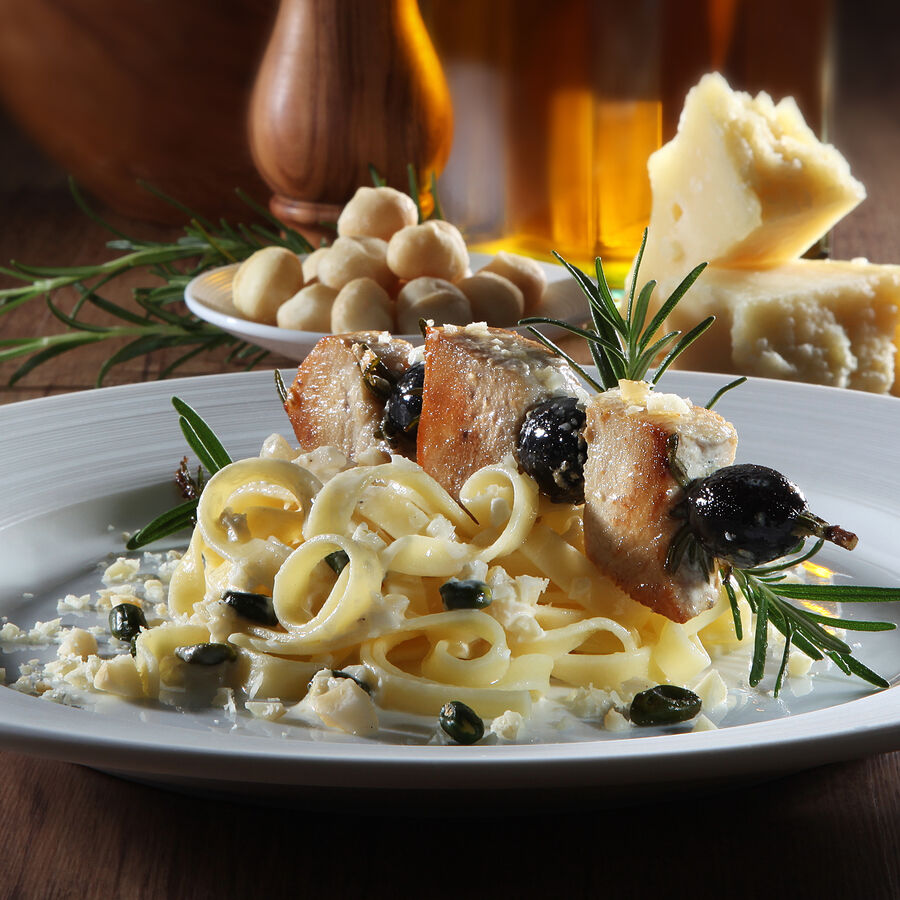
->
(663, 259), (900, 394)
(638, 73), (865, 289)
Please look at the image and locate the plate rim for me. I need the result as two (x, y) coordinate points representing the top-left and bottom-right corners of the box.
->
(2, 369), (900, 791)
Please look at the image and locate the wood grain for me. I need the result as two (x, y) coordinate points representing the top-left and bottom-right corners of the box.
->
(248, 0), (452, 237)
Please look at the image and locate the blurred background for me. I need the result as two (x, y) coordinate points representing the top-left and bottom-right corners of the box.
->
(1, 0), (896, 262)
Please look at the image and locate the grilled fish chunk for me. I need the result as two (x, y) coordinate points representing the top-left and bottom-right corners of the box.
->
(284, 331), (415, 460)
(582, 380), (738, 623)
(417, 323), (585, 498)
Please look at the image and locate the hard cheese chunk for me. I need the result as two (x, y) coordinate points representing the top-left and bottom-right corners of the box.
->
(284, 331), (414, 459)
(582, 381), (737, 623)
(663, 259), (900, 394)
(639, 72), (865, 285)
(417, 323), (584, 498)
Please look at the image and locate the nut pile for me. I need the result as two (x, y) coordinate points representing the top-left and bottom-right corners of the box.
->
(231, 186), (550, 334)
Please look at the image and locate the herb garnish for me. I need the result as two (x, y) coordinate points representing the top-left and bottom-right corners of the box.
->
(521, 229), (713, 391)
(725, 555), (894, 694)
(0, 180), (317, 385)
(125, 397), (231, 550)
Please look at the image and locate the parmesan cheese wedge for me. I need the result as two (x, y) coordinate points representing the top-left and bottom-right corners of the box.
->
(638, 72), (865, 287)
(663, 259), (900, 394)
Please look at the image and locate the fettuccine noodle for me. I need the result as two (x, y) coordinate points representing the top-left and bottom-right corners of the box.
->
(89, 436), (768, 738)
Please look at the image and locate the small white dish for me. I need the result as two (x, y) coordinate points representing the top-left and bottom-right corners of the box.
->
(1, 371), (899, 805)
(184, 252), (587, 361)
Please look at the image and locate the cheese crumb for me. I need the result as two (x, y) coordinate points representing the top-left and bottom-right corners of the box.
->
(102, 557), (141, 584)
(490, 710), (525, 741)
(246, 700), (287, 721)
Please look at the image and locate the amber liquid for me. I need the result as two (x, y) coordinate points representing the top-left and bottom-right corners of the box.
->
(421, 0), (833, 284)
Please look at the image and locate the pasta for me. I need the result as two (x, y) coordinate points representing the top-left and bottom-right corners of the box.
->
(74, 434), (786, 740)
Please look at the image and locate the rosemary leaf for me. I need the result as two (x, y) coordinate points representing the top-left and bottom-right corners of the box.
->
(96, 334), (190, 386)
(46, 296), (111, 333)
(651, 316), (715, 385)
(630, 280), (657, 353)
(641, 261), (708, 349)
(799, 614), (895, 632)
(773, 625), (793, 697)
(171, 397), (232, 471)
(8, 339), (103, 385)
(705, 377), (748, 410)
(773, 583), (900, 603)
(523, 326), (604, 393)
(790, 632), (824, 662)
(159, 342), (226, 380)
(125, 499), (198, 551)
(594, 257), (627, 336)
(74, 284), (150, 325)
(826, 651), (853, 676)
(749, 583), (770, 687)
(723, 575), (743, 641)
(841, 655), (891, 689)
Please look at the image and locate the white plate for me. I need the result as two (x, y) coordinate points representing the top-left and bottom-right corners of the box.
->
(2, 371), (900, 805)
(184, 252), (586, 360)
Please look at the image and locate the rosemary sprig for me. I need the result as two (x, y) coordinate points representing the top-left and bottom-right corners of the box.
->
(727, 551), (895, 695)
(125, 397), (232, 550)
(520, 229), (713, 391)
(0, 179), (314, 386)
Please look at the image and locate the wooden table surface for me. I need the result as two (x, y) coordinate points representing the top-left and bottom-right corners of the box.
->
(2, 4), (900, 898)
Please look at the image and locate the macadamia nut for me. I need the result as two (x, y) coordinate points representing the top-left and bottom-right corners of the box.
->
(276, 283), (339, 332)
(480, 252), (547, 314)
(318, 236), (395, 292)
(337, 186), (419, 241)
(232, 246), (304, 325)
(302, 246), (331, 283)
(387, 220), (468, 283)
(395, 277), (472, 333)
(535, 277), (584, 321)
(331, 278), (394, 333)
(457, 271), (524, 326)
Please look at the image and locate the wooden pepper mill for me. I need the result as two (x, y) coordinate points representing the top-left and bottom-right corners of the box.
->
(248, 0), (453, 242)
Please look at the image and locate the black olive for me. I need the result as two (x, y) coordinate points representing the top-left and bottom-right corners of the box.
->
(175, 642), (237, 666)
(109, 603), (147, 644)
(324, 549), (350, 574)
(629, 685), (701, 726)
(516, 396), (587, 504)
(381, 363), (425, 443)
(684, 464), (812, 569)
(439, 700), (485, 744)
(439, 578), (492, 610)
(222, 589), (278, 626)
